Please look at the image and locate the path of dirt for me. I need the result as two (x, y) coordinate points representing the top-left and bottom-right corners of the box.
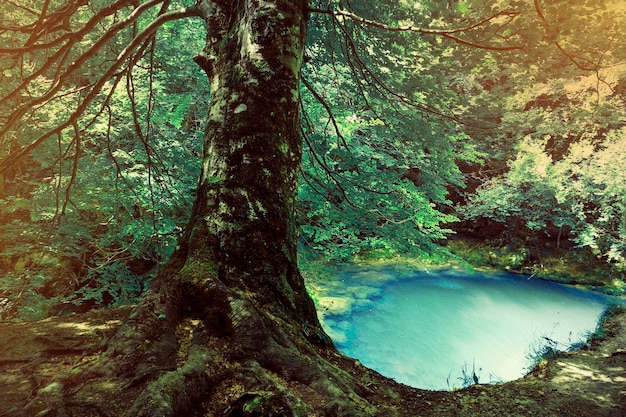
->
(0, 308), (131, 417)
(0, 306), (625, 416)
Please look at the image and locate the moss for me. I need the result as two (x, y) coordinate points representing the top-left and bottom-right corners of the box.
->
(224, 390), (313, 417)
(124, 345), (211, 416)
(178, 259), (218, 286)
(605, 278), (626, 295)
(447, 237), (622, 291)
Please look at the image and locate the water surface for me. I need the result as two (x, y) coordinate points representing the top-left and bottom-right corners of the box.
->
(320, 267), (620, 390)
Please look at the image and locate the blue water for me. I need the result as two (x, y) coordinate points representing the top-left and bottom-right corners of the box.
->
(321, 267), (622, 390)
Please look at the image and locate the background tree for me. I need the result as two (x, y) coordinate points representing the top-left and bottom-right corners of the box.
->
(458, 0), (626, 273)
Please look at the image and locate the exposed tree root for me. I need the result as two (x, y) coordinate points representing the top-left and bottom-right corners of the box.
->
(10, 254), (397, 417)
(96, 270), (394, 416)
(5, 293), (626, 416)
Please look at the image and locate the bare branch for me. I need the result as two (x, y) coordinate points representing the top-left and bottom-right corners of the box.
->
(0, 0), (134, 54)
(0, 0), (164, 121)
(58, 119), (82, 222)
(126, 34), (159, 232)
(25, 0), (87, 47)
(103, 103), (142, 202)
(0, 5), (202, 175)
(309, 7), (523, 51)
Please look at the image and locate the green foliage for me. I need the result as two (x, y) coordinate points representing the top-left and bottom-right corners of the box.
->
(461, 136), (565, 236)
(298, 90), (462, 261)
(462, 129), (626, 269)
(0, 276), (48, 321)
(300, 3), (493, 261)
(454, 0), (626, 274)
(0, 120), (202, 319)
(3, 0), (626, 320)
(76, 261), (140, 306)
(0, 13), (206, 320)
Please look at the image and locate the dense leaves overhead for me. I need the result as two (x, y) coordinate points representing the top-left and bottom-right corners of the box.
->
(299, 0), (521, 260)
(458, 0), (626, 270)
(0, 0), (206, 318)
(1, 0), (625, 319)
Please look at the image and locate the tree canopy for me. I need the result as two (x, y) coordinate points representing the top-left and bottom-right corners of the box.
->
(1, 0), (626, 415)
(1, 0), (625, 318)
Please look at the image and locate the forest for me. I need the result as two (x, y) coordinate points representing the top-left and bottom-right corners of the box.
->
(1, 0), (625, 416)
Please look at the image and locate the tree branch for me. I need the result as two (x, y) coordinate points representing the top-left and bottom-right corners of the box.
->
(0, 4), (202, 175)
(0, 0), (166, 126)
(533, 0), (597, 71)
(58, 119), (82, 222)
(2, 0), (38, 17)
(309, 7), (523, 51)
(25, 0), (87, 47)
(328, 14), (478, 127)
(0, 0), (134, 54)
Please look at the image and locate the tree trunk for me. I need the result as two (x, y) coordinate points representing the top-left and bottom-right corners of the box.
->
(24, 1), (415, 416)
(186, 0), (319, 332)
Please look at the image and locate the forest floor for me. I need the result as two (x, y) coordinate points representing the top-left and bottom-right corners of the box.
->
(1, 301), (625, 416)
(2, 238), (626, 416)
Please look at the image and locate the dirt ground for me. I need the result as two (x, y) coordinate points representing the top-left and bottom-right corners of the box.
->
(0, 307), (133, 417)
(1, 304), (625, 416)
(416, 306), (626, 417)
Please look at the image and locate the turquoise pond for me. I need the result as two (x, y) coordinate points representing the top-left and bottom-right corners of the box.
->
(318, 266), (623, 391)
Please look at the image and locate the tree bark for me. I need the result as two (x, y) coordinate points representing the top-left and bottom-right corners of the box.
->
(56, 1), (407, 416)
(187, 0), (318, 330)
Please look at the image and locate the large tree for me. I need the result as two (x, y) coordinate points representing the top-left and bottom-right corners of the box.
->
(0, 0), (523, 415)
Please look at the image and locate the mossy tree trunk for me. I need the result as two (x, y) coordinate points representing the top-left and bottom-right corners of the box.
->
(185, 0), (319, 334)
(57, 1), (406, 416)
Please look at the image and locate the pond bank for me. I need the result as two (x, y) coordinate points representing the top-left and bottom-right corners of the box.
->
(445, 236), (626, 295)
(302, 234), (626, 297)
(314, 266), (621, 390)
(418, 305), (626, 416)
(300, 238), (626, 414)
(2, 295), (625, 415)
